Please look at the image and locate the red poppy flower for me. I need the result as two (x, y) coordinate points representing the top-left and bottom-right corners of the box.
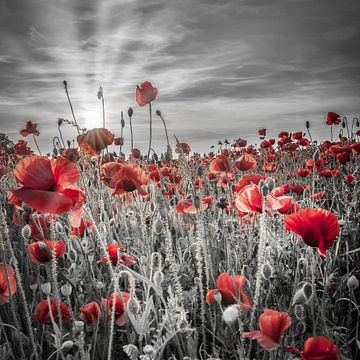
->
(234, 153), (257, 171)
(20, 121), (40, 137)
(62, 148), (80, 163)
(326, 112), (341, 125)
(98, 244), (136, 266)
(105, 292), (130, 326)
(107, 164), (148, 196)
(206, 272), (252, 312)
(34, 298), (72, 324)
(242, 309), (291, 351)
(175, 142), (191, 155)
(276, 196), (300, 215)
(28, 240), (67, 264)
(14, 140), (33, 156)
(297, 168), (311, 178)
(285, 336), (340, 360)
(312, 191), (326, 200)
(10, 156), (84, 214)
(292, 131), (303, 140)
(235, 184), (282, 214)
(0, 264), (17, 305)
(233, 138), (247, 147)
(344, 174), (356, 185)
(80, 301), (102, 324)
(114, 137), (124, 146)
(284, 208), (339, 256)
(77, 128), (115, 156)
(131, 148), (141, 159)
(299, 138), (310, 147)
(176, 198), (209, 214)
(260, 140), (272, 149)
(210, 155), (231, 174)
(259, 128), (266, 137)
(70, 219), (94, 237)
(136, 81), (158, 106)
(351, 142), (360, 154)
(234, 174), (264, 193)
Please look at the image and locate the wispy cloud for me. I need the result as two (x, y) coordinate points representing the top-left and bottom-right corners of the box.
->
(0, 0), (359, 153)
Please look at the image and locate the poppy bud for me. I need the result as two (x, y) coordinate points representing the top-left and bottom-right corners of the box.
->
(67, 140), (71, 148)
(222, 305), (239, 325)
(153, 219), (163, 235)
(194, 196), (201, 209)
(124, 344), (140, 359)
(63, 80), (67, 87)
(313, 150), (320, 163)
(153, 270), (164, 286)
(267, 178), (275, 192)
(58, 118), (63, 127)
(97, 87), (103, 99)
(128, 107), (133, 117)
(218, 197), (227, 209)
(41, 282), (51, 295)
(260, 183), (269, 197)
(294, 304), (305, 320)
(342, 120), (346, 128)
(96, 281), (104, 289)
(197, 166), (203, 176)
(61, 340), (74, 351)
(61, 283), (72, 297)
(159, 206), (167, 219)
(21, 225), (31, 239)
(303, 282), (313, 300)
(295, 321), (306, 335)
(306, 121), (310, 129)
(261, 263), (273, 280)
(30, 282), (38, 291)
(127, 296), (140, 314)
(143, 345), (155, 356)
(155, 110), (162, 116)
(74, 320), (84, 332)
(356, 118), (360, 127)
(347, 275), (359, 290)
(55, 222), (64, 233)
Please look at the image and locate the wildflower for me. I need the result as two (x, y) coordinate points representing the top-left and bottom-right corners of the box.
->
(77, 128), (115, 156)
(14, 139), (33, 156)
(80, 301), (102, 324)
(234, 153), (257, 171)
(206, 272), (252, 312)
(98, 244), (136, 266)
(210, 155), (231, 174)
(175, 142), (191, 155)
(326, 112), (341, 125)
(20, 121), (40, 137)
(234, 174), (264, 193)
(259, 128), (266, 137)
(0, 264), (17, 305)
(105, 292), (130, 326)
(285, 336), (340, 360)
(62, 148), (80, 163)
(28, 240), (66, 264)
(284, 208), (339, 256)
(234, 184), (282, 214)
(70, 218), (94, 237)
(34, 298), (72, 324)
(135, 81), (157, 106)
(242, 309), (291, 351)
(9, 156), (84, 216)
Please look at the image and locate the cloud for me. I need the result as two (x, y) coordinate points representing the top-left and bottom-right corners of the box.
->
(0, 0), (359, 153)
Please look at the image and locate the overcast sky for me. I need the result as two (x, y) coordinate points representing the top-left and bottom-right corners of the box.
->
(0, 0), (359, 154)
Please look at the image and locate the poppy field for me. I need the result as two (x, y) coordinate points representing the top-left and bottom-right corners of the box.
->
(0, 81), (359, 360)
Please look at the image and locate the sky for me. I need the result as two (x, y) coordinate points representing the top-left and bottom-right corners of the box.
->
(0, 0), (360, 154)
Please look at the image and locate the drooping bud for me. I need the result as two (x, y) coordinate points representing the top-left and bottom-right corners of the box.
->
(155, 110), (162, 116)
(127, 296), (140, 314)
(153, 270), (164, 286)
(128, 107), (133, 117)
(261, 263), (273, 280)
(61, 340), (74, 351)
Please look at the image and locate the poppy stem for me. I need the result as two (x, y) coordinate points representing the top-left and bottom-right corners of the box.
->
(158, 112), (170, 148)
(147, 102), (152, 162)
(119, 111), (124, 156)
(129, 115), (134, 150)
(63, 81), (81, 135)
(330, 125), (333, 141)
(32, 134), (42, 156)
(102, 91), (106, 128)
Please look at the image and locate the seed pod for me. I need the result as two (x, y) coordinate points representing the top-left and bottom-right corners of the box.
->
(61, 283), (72, 297)
(41, 282), (51, 295)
